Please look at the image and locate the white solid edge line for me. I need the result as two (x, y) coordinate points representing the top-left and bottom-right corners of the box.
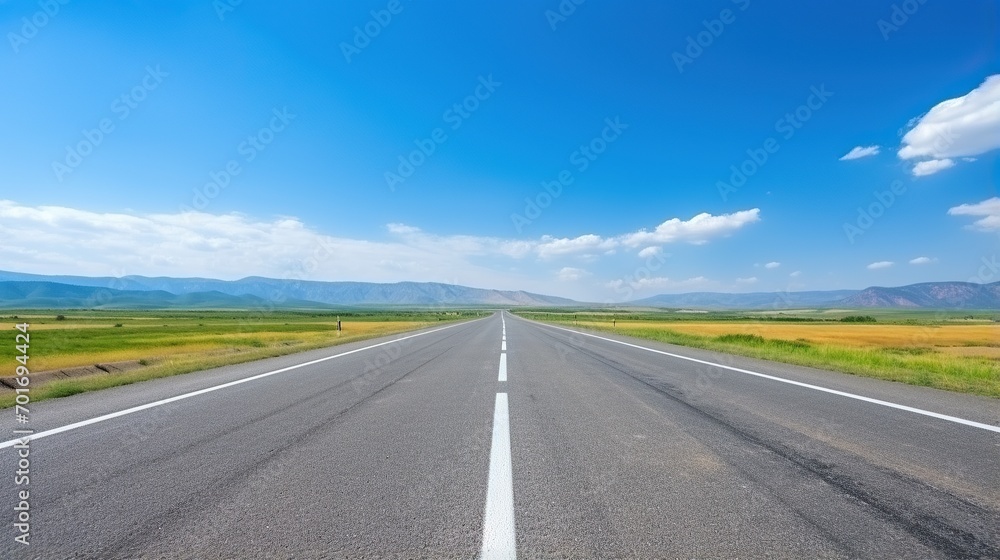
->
(536, 321), (1000, 434)
(0, 319), (478, 449)
(498, 353), (507, 382)
(480, 392), (516, 559)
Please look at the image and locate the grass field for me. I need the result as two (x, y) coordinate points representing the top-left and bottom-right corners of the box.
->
(1, 309), (485, 407)
(515, 310), (1000, 398)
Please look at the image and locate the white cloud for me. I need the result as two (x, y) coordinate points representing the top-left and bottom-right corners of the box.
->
(789, 270), (802, 277)
(0, 202), (519, 287)
(908, 256), (937, 265)
(911, 158), (955, 177)
(839, 145), (880, 161)
(496, 240), (535, 259)
(735, 276), (758, 284)
(608, 276), (712, 292)
(618, 209), (760, 247)
(948, 197), (1000, 231)
(764, 261), (781, 269)
(899, 75), (1000, 175)
(386, 223), (421, 234)
(637, 246), (662, 259)
(867, 261), (894, 270)
(535, 234), (616, 260)
(530, 208), (759, 258)
(557, 267), (589, 282)
(0, 201), (765, 302)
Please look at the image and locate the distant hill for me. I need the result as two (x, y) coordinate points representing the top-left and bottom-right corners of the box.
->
(630, 290), (860, 309)
(0, 271), (994, 309)
(0, 271), (577, 307)
(839, 282), (1000, 309)
(632, 282), (1000, 310)
(0, 281), (298, 309)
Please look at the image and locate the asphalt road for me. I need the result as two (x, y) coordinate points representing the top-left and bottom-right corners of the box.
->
(2, 312), (998, 558)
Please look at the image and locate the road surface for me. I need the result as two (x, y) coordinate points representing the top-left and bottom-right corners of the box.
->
(2, 312), (998, 558)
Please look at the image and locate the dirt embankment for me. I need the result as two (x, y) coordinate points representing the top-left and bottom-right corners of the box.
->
(0, 360), (144, 392)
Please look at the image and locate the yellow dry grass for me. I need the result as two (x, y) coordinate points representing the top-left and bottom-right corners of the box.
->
(581, 321), (1000, 362)
(601, 321), (999, 349)
(524, 314), (1000, 397)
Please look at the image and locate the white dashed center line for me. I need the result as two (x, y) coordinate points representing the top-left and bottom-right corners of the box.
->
(481, 313), (516, 558)
(481, 392), (516, 559)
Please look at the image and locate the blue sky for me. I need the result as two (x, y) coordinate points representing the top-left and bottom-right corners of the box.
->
(1, 0), (997, 301)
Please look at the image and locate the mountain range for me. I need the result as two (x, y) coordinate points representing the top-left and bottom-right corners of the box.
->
(629, 290), (860, 309)
(0, 281), (300, 310)
(839, 282), (1000, 309)
(631, 283), (1000, 310)
(0, 271), (575, 308)
(0, 270), (996, 309)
